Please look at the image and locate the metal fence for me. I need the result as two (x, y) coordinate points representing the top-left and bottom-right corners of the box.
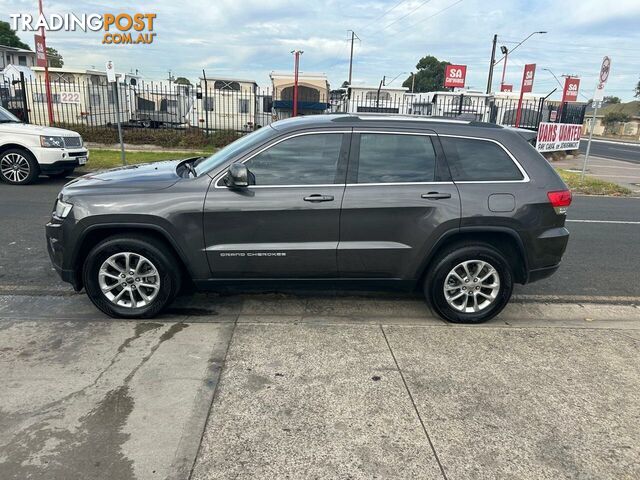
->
(1, 75), (586, 135)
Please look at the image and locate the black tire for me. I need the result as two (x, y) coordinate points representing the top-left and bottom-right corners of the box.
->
(83, 235), (182, 319)
(47, 167), (75, 179)
(424, 243), (513, 324)
(0, 148), (40, 185)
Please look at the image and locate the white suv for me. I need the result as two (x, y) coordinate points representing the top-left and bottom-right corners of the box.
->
(0, 106), (89, 185)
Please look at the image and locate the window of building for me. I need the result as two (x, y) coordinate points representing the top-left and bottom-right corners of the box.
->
(356, 133), (436, 183)
(203, 97), (215, 112)
(214, 80), (240, 91)
(365, 91), (391, 102)
(238, 98), (249, 114)
(440, 137), (524, 181)
(245, 133), (343, 186)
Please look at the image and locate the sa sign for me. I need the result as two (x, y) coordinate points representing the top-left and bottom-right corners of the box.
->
(561, 77), (580, 102)
(444, 64), (467, 88)
(521, 63), (536, 93)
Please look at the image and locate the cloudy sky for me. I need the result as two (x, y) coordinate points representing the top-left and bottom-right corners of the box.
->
(2, 0), (639, 100)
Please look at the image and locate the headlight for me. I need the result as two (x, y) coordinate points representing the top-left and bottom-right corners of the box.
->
(40, 136), (65, 148)
(54, 199), (73, 218)
(78, 136), (84, 147)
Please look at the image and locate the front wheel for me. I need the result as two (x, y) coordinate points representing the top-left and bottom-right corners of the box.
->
(83, 236), (181, 318)
(0, 148), (40, 185)
(424, 244), (513, 323)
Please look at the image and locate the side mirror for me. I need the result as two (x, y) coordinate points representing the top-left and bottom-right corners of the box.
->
(224, 163), (249, 188)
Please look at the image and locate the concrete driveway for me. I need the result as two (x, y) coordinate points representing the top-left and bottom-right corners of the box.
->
(1, 293), (638, 480)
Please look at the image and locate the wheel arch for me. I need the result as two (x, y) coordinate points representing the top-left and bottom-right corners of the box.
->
(71, 224), (194, 291)
(416, 226), (529, 285)
(0, 143), (37, 158)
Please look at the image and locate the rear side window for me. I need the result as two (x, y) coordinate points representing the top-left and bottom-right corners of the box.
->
(357, 133), (436, 183)
(441, 137), (524, 181)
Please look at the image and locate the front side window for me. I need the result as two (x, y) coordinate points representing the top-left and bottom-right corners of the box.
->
(245, 133), (343, 186)
(440, 137), (524, 181)
(356, 133), (436, 184)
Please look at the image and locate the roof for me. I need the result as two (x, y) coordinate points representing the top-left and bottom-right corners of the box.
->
(0, 44), (34, 54)
(198, 76), (257, 85)
(269, 113), (506, 133)
(587, 101), (640, 118)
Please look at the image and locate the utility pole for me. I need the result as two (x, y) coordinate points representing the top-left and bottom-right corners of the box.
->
(411, 72), (415, 93)
(38, 0), (54, 125)
(347, 30), (360, 86)
(291, 50), (303, 117)
(486, 34), (497, 94)
(499, 46), (508, 91)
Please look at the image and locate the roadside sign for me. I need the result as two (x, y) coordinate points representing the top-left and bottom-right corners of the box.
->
(106, 60), (117, 83)
(521, 63), (536, 93)
(561, 77), (580, 103)
(444, 65), (467, 88)
(593, 56), (611, 102)
(536, 122), (582, 152)
(34, 35), (47, 67)
(500, 84), (513, 92)
(515, 64), (536, 128)
(583, 56), (611, 181)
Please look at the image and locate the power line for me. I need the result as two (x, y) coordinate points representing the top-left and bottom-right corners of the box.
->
(383, 0), (434, 30)
(394, 0), (465, 32)
(362, 0), (410, 30)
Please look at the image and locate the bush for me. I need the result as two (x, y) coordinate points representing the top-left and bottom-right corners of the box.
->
(52, 123), (242, 149)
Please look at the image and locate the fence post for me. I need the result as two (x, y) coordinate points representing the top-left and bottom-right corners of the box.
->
(112, 82), (126, 166)
(19, 72), (29, 124)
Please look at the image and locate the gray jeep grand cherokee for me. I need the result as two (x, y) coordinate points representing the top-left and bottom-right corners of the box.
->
(46, 114), (571, 323)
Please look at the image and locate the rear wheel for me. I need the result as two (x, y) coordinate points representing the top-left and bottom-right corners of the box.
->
(424, 243), (513, 323)
(83, 236), (181, 318)
(0, 148), (39, 185)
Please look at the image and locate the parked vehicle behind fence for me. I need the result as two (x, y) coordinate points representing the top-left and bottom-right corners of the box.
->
(46, 114), (571, 322)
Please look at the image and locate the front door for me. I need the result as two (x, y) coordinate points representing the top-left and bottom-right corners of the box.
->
(338, 130), (461, 279)
(203, 130), (350, 278)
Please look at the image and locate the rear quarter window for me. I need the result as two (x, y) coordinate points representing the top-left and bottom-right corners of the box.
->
(441, 137), (524, 181)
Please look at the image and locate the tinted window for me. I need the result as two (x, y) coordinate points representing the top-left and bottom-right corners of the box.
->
(245, 134), (342, 185)
(442, 137), (523, 181)
(357, 133), (436, 183)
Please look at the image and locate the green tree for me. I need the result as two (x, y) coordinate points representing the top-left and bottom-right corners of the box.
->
(402, 55), (450, 93)
(603, 96), (621, 104)
(0, 20), (30, 50)
(46, 47), (64, 68)
(635, 79), (640, 98)
(174, 77), (192, 86)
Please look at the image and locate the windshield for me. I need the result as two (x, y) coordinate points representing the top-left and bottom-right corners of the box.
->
(195, 126), (275, 176)
(196, 127), (274, 175)
(0, 106), (21, 123)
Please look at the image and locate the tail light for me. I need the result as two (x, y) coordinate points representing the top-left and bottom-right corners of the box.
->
(547, 190), (572, 214)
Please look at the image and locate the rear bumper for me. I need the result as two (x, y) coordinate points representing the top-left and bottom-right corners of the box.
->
(525, 226), (569, 284)
(527, 264), (560, 283)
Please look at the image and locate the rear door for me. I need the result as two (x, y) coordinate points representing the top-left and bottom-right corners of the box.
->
(203, 129), (351, 278)
(338, 130), (461, 279)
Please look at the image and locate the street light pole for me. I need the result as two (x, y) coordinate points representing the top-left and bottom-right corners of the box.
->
(486, 34), (497, 94)
(499, 46), (508, 91)
(291, 50), (303, 117)
(347, 31), (359, 86)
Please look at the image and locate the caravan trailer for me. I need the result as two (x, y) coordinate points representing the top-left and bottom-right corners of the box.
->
(410, 91), (493, 120)
(192, 77), (258, 132)
(129, 82), (192, 128)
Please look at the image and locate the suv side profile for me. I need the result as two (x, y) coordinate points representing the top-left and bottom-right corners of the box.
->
(46, 115), (571, 323)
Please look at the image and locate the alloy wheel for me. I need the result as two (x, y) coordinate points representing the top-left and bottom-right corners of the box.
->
(1, 153), (30, 183)
(443, 260), (501, 313)
(98, 252), (161, 308)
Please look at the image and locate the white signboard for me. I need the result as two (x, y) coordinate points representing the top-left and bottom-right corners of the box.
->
(536, 122), (583, 152)
(60, 91), (81, 104)
(593, 56), (611, 102)
(105, 60), (116, 83)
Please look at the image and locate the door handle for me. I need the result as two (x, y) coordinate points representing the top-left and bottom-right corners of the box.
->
(304, 194), (334, 202)
(421, 192), (452, 200)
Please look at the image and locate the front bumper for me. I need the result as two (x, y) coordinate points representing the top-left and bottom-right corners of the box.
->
(46, 219), (82, 290)
(34, 146), (89, 171)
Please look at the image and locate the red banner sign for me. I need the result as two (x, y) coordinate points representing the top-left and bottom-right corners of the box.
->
(34, 35), (47, 67)
(500, 84), (513, 92)
(444, 64), (467, 88)
(521, 63), (536, 93)
(561, 77), (580, 103)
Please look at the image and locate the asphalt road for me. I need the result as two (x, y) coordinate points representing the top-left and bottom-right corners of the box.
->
(579, 138), (640, 164)
(0, 176), (638, 298)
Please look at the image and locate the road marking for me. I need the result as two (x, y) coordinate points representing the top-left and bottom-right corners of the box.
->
(610, 147), (640, 153)
(567, 219), (640, 225)
(581, 138), (640, 147)
(590, 164), (640, 170)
